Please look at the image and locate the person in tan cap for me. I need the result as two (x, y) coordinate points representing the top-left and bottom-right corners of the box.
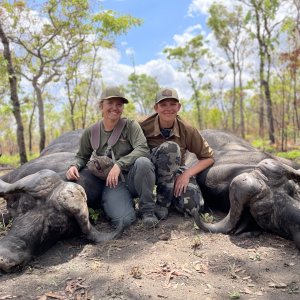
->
(66, 86), (158, 229)
(140, 87), (214, 220)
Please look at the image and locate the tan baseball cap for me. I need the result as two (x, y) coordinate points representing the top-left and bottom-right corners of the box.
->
(100, 86), (129, 103)
(155, 87), (179, 104)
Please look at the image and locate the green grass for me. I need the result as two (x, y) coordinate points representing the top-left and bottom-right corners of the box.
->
(276, 150), (300, 161)
(229, 291), (241, 299)
(251, 138), (276, 152)
(0, 153), (39, 167)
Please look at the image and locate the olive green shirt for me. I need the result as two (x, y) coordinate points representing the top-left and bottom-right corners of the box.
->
(140, 113), (214, 164)
(72, 119), (150, 172)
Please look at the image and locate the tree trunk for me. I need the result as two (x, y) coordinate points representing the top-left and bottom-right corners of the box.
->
(65, 78), (76, 130)
(292, 70), (300, 130)
(232, 65), (237, 131)
(194, 88), (202, 129)
(263, 79), (275, 144)
(264, 34), (275, 144)
(28, 101), (37, 154)
(0, 22), (27, 164)
(238, 70), (245, 138)
(32, 79), (46, 152)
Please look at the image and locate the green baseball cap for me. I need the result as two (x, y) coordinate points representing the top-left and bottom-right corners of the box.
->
(100, 86), (129, 103)
(155, 87), (179, 104)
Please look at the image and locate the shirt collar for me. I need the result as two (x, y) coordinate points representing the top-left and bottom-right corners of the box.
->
(153, 115), (180, 138)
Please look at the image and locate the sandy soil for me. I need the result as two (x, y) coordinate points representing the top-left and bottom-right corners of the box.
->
(0, 211), (299, 300)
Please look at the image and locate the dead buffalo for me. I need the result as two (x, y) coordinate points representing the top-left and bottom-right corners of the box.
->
(0, 131), (123, 273)
(1, 129), (300, 272)
(194, 129), (300, 250)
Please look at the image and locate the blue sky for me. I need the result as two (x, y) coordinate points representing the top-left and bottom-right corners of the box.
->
(95, 0), (216, 99)
(101, 0), (208, 65)
(20, 1), (221, 99)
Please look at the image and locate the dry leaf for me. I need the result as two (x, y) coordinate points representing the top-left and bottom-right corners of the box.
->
(268, 282), (287, 288)
(130, 266), (142, 279)
(194, 262), (208, 273)
(241, 288), (252, 294)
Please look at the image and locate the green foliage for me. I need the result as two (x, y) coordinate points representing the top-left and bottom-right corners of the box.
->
(206, 108), (223, 129)
(276, 150), (300, 161)
(126, 73), (159, 115)
(0, 153), (38, 167)
(164, 34), (210, 128)
(93, 10), (142, 37)
(208, 3), (244, 51)
(88, 208), (102, 223)
(0, 217), (12, 233)
(123, 102), (138, 120)
(201, 212), (215, 223)
(251, 139), (276, 153)
(229, 291), (241, 299)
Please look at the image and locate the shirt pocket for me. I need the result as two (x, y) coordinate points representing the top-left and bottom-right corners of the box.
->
(114, 139), (133, 158)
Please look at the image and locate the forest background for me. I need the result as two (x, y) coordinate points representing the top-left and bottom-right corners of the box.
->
(0, 0), (300, 166)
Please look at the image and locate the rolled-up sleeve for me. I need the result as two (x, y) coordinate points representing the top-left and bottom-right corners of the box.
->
(188, 128), (214, 160)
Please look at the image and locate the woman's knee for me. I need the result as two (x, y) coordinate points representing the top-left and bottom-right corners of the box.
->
(135, 157), (153, 168)
(133, 157), (155, 175)
(111, 210), (136, 228)
(158, 141), (180, 155)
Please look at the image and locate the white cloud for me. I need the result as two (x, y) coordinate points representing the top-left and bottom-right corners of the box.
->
(99, 48), (192, 99)
(188, 0), (234, 16)
(137, 59), (192, 99)
(172, 24), (204, 46)
(125, 47), (135, 56)
(99, 48), (133, 86)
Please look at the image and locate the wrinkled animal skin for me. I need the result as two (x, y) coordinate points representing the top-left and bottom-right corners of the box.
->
(0, 130), (121, 273)
(1, 129), (300, 272)
(194, 129), (300, 250)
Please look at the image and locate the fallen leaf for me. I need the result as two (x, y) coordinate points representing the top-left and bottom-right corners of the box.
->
(0, 296), (17, 300)
(130, 266), (142, 279)
(268, 282), (287, 288)
(240, 288), (252, 294)
(194, 263), (208, 274)
(38, 292), (65, 300)
(235, 267), (243, 273)
(255, 291), (264, 296)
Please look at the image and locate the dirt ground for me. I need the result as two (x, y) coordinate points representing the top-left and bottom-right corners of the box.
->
(0, 169), (300, 300)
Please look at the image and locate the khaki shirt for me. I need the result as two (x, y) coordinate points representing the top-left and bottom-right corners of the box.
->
(72, 119), (150, 172)
(140, 113), (214, 164)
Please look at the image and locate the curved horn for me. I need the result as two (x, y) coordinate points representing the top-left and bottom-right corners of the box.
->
(282, 163), (300, 181)
(193, 209), (234, 234)
(193, 171), (252, 234)
(87, 220), (125, 243)
(258, 159), (300, 182)
(0, 170), (61, 198)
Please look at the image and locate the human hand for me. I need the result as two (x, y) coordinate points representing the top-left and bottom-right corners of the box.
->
(174, 172), (190, 197)
(66, 166), (80, 181)
(106, 164), (121, 188)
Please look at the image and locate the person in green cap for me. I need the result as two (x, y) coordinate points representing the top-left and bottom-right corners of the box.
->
(140, 87), (214, 220)
(66, 86), (158, 229)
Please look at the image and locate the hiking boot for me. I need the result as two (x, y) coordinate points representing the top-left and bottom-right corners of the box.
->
(154, 205), (169, 220)
(142, 212), (158, 228)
